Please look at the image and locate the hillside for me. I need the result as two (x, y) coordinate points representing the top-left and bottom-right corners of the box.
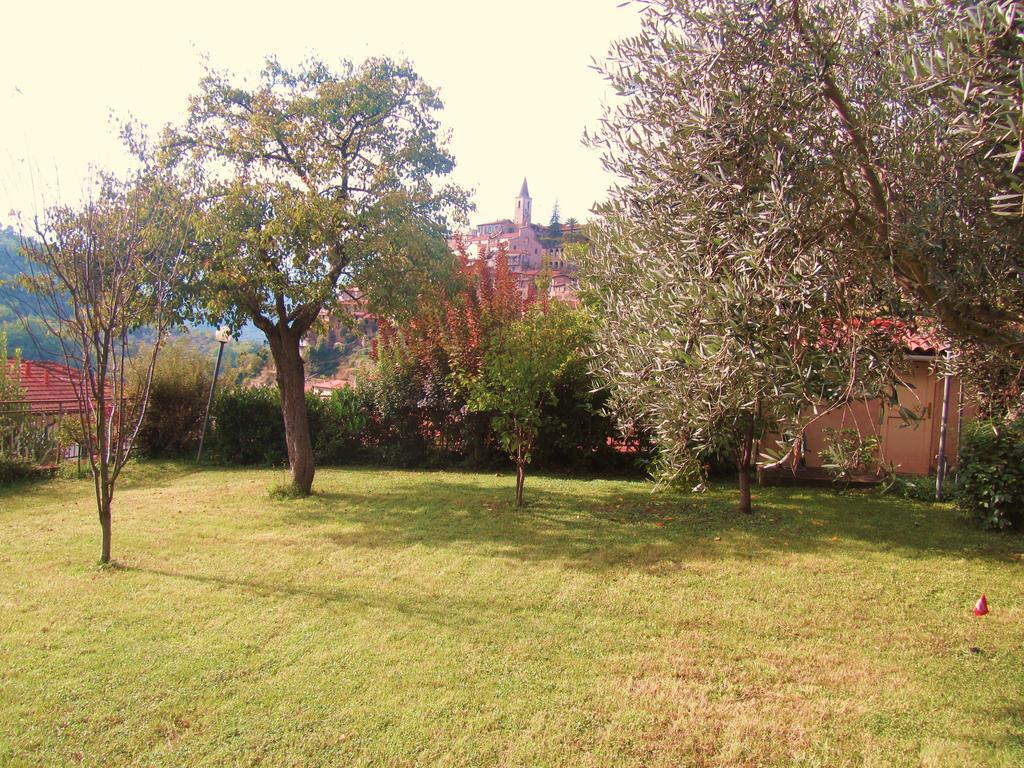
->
(0, 226), (65, 361)
(0, 227), (269, 380)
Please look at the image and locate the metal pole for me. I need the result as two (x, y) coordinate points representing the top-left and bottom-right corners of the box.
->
(935, 363), (952, 501)
(954, 380), (964, 487)
(196, 339), (226, 463)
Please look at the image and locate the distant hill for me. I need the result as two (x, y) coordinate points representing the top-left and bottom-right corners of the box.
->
(0, 227), (267, 377)
(0, 226), (66, 361)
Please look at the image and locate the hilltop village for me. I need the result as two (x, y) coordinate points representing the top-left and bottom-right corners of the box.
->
(456, 179), (585, 302)
(303, 179), (586, 390)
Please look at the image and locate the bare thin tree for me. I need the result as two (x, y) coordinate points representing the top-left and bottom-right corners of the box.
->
(19, 170), (190, 564)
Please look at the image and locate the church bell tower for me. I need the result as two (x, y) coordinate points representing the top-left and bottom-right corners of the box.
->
(513, 177), (532, 227)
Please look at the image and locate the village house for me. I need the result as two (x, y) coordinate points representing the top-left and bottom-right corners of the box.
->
(456, 179), (582, 301)
(1, 359), (91, 466)
(3, 359), (90, 415)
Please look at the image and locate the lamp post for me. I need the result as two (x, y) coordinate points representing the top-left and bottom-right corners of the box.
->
(196, 326), (232, 463)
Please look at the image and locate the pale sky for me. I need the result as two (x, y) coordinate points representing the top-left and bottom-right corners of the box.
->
(1, 0), (641, 231)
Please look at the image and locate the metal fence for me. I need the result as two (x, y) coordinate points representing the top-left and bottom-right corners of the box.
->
(0, 399), (83, 471)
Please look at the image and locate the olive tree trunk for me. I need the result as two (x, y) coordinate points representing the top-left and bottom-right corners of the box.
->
(737, 416), (755, 514)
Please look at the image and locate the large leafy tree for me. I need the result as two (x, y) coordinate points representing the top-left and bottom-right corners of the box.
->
(163, 57), (466, 494)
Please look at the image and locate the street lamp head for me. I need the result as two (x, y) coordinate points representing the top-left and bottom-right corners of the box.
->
(215, 326), (233, 344)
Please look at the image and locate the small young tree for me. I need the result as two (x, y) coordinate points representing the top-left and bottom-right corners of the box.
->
(163, 56), (466, 495)
(20, 171), (189, 563)
(0, 331), (25, 463)
(469, 302), (586, 506)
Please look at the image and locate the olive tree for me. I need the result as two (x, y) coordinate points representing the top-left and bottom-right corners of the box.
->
(590, 0), (1023, 400)
(784, 0), (1024, 360)
(583, 0), (905, 511)
(908, 0), (1024, 408)
(910, 0), (1024, 220)
(163, 57), (465, 494)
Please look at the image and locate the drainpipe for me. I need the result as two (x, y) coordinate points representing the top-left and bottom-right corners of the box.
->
(935, 354), (952, 501)
(954, 381), (964, 487)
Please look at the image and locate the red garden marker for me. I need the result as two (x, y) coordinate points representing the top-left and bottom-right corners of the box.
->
(973, 594), (989, 616)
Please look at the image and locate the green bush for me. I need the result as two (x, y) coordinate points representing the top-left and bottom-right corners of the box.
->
(134, 342), (212, 457)
(957, 417), (1024, 531)
(210, 385), (376, 467)
(311, 387), (374, 465)
(533, 360), (640, 475)
(881, 474), (936, 502)
(362, 348), (435, 467)
(209, 387), (287, 465)
(206, 339), (640, 475)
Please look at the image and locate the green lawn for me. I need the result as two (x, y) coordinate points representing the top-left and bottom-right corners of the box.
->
(0, 464), (1021, 767)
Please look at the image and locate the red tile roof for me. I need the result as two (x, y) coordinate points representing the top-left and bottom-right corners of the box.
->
(3, 360), (90, 413)
(818, 318), (948, 355)
(901, 329), (946, 355)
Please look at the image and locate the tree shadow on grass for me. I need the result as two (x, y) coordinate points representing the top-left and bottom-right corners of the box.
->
(982, 704), (1024, 753)
(120, 563), (489, 630)
(268, 470), (1022, 572)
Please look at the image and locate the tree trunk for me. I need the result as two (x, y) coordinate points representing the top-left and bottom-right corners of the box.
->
(99, 494), (112, 564)
(515, 460), (525, 507)
(471, 412), (489, 469)
(269, 328), (315, 495)
(737, 416), (755, 515)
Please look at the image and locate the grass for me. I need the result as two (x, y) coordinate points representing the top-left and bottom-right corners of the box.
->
(0, 463), (1022, 767)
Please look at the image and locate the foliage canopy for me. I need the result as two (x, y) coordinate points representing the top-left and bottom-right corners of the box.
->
(161, 56), (467, 493)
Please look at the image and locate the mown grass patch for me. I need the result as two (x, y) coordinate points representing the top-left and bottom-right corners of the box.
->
(0, 463), (1021, 766)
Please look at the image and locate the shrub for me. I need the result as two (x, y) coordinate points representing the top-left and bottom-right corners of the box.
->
(533, 360), (637, 475)
(879, 473), (935, 502)
(209, 387), (287, 465)
(957, 417), (1024, 531)
(210, 385), (376, 467)
(311, 387), (374, 465)
(362, 347), (435, 467)
(134, 342), (211, 457)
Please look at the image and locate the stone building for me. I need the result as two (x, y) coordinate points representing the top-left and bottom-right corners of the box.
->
(456, 179), (583, 300)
